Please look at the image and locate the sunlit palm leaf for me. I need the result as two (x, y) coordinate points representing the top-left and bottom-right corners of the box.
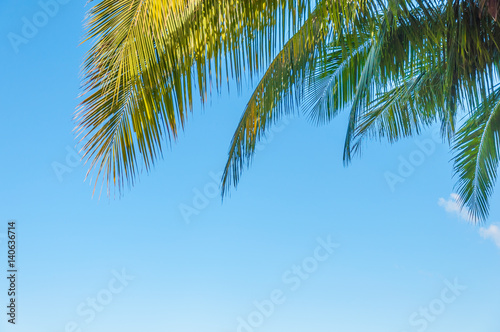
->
(77, 0), (312, 194)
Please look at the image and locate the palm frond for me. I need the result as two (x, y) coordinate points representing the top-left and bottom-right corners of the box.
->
(221, 1), (330, 195)
(453, 86), (500, 222)
(77, 0), (313, 194)
(342, 7), (395, 163)
(302, 38), (372, 125)
(352, 69), (442, 148)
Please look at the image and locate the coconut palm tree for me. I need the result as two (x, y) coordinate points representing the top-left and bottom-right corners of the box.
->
(77, 0), (500, 221)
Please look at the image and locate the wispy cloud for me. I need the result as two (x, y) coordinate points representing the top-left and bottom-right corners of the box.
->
(438, 194), (500, 249)
(479, 224), (500, 248)
(438, 193), (474, 222)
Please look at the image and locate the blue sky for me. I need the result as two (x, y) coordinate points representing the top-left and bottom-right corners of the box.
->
(0, 1), (499, 332)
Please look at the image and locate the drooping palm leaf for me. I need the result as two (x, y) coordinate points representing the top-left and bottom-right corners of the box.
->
(353, 70), (442, 146)
(342, 12), (392, 162)
(302, 38), (372, 125)
(349, 6), (447, 147)
(220, 0), (395, 193)
(352, 0), (500, 140)
(77, 0), (313, 194)
(221, 1), (331, 195)
(342, 0), (448, 160)
(454, 86), (500, 221)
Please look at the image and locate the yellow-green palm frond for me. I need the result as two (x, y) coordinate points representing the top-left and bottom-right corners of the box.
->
(77, 0), (313, 194)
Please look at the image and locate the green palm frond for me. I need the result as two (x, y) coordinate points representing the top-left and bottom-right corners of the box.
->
(343, 0), (500, 154)
(454, 86), (500, 221)
(302, 38), (372, 125)
(221, 1), (330, 195)
(342, 13), (392, 162)
(220, 0), (397, 194)
(352, 70), (442, 147)
(348, 15), (446, 148)
(342, 0), (447, 161)
(307, 1), (443, 139)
